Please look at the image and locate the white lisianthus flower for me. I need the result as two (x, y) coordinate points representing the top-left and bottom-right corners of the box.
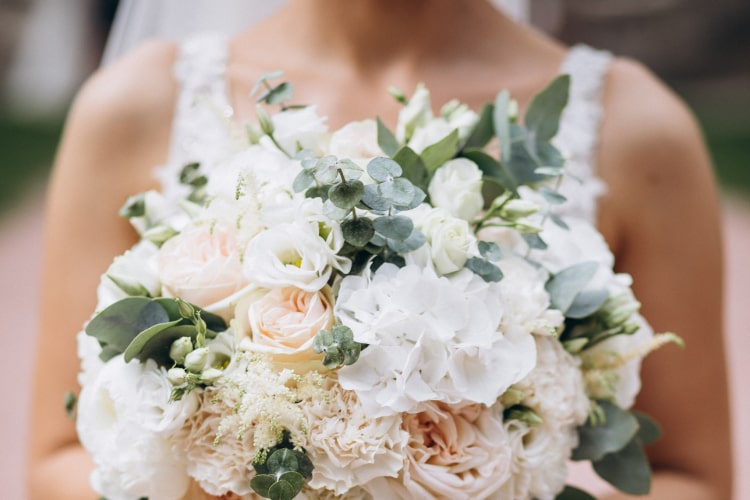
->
(97, 240), (161, 310)
(328, 119), (383, 168)
(417, 207), (477, 275)
(76, 357), (198, 500)
(379, 402), (512, 499)
(336, 264), (536, 416)
(442, 99), (480, 141)
(304, 377), (408, 495)
(268, 105), (328, 154)
(395, 83), (433, 143)
(428, 158), (484, 221)
(158, 223), (251, 320)
(243, 221), (351, 292)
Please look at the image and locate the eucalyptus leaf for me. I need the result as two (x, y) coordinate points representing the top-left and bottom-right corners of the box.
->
(546, 261), (599, 314)
(267, 449), (299, 474)
(278, 471), (305, 494)
(522, 233), (548, 250)
(373, 215), (414, 241)
(293, 170), (315, 193)
(376, 117), (400, 157)
(549, 213), (570, 230)
(341, 218), (376, 247)
(386, 228), (427, 253)
(465, 257), (504, 283)
(592, 438), (652, 495)
(361, 184), (392, 212)
(119, 193), (146, 219)
(250, 475), (276, 497)
(124, 324), (201, 366)
(305, 185), (330, 201)
(367, 157), (402, 182)
(462, 103), (495, 150)
(566, 288), (610, 319)
(572, 401), (640, 462)
(540, 187), (567, 205)
(257, 82), (294, 105)
(337, 159), (363, 181)
(555, 486), (597, 500)
(86, 298), (170, 361)
(525, 74), (570, 142)
(268, 480), (297, 500)
(250, 70), (285, 97)
(322, 346), (344, 369)
(478, 241), (503, 261)
(421, 129), (459, 172)
(329, 180), (365, 211)
(392, 146), (429, 189)
(494, 90), (512, 164)
(379, 177), (415, 206)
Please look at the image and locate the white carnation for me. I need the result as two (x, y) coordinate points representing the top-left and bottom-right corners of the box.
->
(305, 378), (408, 495)
(336, 264), (536, 416)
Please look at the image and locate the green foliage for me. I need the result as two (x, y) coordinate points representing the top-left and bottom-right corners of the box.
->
(465, 257), (504, 283)
(555, 486), (597, 500)
(525, 74), (571, 142)
(85, 297), (225, 366)
(421, 129), (460, 172)
(328, 180), (365, 210)
(493, 90), (513, 164)
(341, 218), (375, 247)
(251, 445), (314, 500)
(376, 117), (400, 157)
(573, 402), (661, 496)
(312, 325), (363, 369)
(462, 103), (496, 150)
(392, 146), (429, 189)
(462, 149), (518, 196)
(64, 391), (77, 419)
(545, 262), (602, 314)
(478, 241), (502, 261)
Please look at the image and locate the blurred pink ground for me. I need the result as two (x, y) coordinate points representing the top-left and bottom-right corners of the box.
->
(1, 191), (748, 499)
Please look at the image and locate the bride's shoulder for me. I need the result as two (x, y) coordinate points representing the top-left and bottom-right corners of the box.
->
(70, 39), (179, 138)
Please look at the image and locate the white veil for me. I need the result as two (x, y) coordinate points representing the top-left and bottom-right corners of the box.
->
(102, 0), (531, 65)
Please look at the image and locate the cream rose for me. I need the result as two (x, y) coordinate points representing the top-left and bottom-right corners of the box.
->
(158, 224), (250, 317)
(428, 158), (484, 221)
(235, 286), (335, 368)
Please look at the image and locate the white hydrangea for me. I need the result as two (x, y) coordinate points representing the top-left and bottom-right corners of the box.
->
(336, 264), (537, 416)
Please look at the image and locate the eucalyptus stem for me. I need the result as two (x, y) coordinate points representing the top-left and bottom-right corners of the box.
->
(268, 133), (292, 159)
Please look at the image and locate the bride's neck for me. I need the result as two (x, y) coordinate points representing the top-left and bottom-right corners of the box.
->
(260, 0), (517, 73)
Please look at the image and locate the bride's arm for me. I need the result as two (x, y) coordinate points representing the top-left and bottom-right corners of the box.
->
(26, 40), (178, 499)
(598, 59), (732, 499)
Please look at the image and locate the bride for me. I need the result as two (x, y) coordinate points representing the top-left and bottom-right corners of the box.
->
(28, 0), (732, 498)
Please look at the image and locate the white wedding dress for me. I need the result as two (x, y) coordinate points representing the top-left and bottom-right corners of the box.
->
(160, 33), (613, 227)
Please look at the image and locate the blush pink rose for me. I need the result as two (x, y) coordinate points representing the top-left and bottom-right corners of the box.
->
(158, 224), (249, 312)
(235, 286), (335, 369)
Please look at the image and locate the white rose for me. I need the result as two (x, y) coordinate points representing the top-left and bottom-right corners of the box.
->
(328, 119), (383, 166)
(158, 223), (251, 318)
(269, 105), (328, 154)
(243, 221), (351, 292)
(97, 240), (161, 310)
(428, 158), (484, 221)
(418, 207), (476, 275)
(395, 83), (433, 143)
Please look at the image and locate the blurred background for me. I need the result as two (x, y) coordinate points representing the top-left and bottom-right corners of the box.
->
(1, 0), (748, 498)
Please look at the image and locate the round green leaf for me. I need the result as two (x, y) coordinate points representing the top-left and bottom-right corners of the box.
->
(465, 257), (504, 283)
(267, 449), (299, 474)
(250, 474), (276, 497)
(572, 401), (640, 462)
(278, 471), (305, 493)
(361, 184), (392, 212)
(592, 439), (652, 495)
(268, 480), (297, 500)
(367, 157), (402, 182)
(293, 170), (314, 193)
(342, 218), (375, 247)
(386, 228), (427, 253)
(373, 215), (414, 241)
(379, 177), (415, 206)
(329, 180), (365, 210)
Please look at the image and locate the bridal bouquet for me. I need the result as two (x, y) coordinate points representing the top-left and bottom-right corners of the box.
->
(74, 73), (679, 500)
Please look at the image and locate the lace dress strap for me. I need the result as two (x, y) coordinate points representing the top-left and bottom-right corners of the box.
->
(553, 44), (614, 224)
(158, 32), (235, 198)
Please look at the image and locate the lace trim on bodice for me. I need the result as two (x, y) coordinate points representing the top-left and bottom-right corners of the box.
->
(162, 35), (613, 224)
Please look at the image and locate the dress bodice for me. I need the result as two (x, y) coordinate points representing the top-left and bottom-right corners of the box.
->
(159, 33), (613, 224)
